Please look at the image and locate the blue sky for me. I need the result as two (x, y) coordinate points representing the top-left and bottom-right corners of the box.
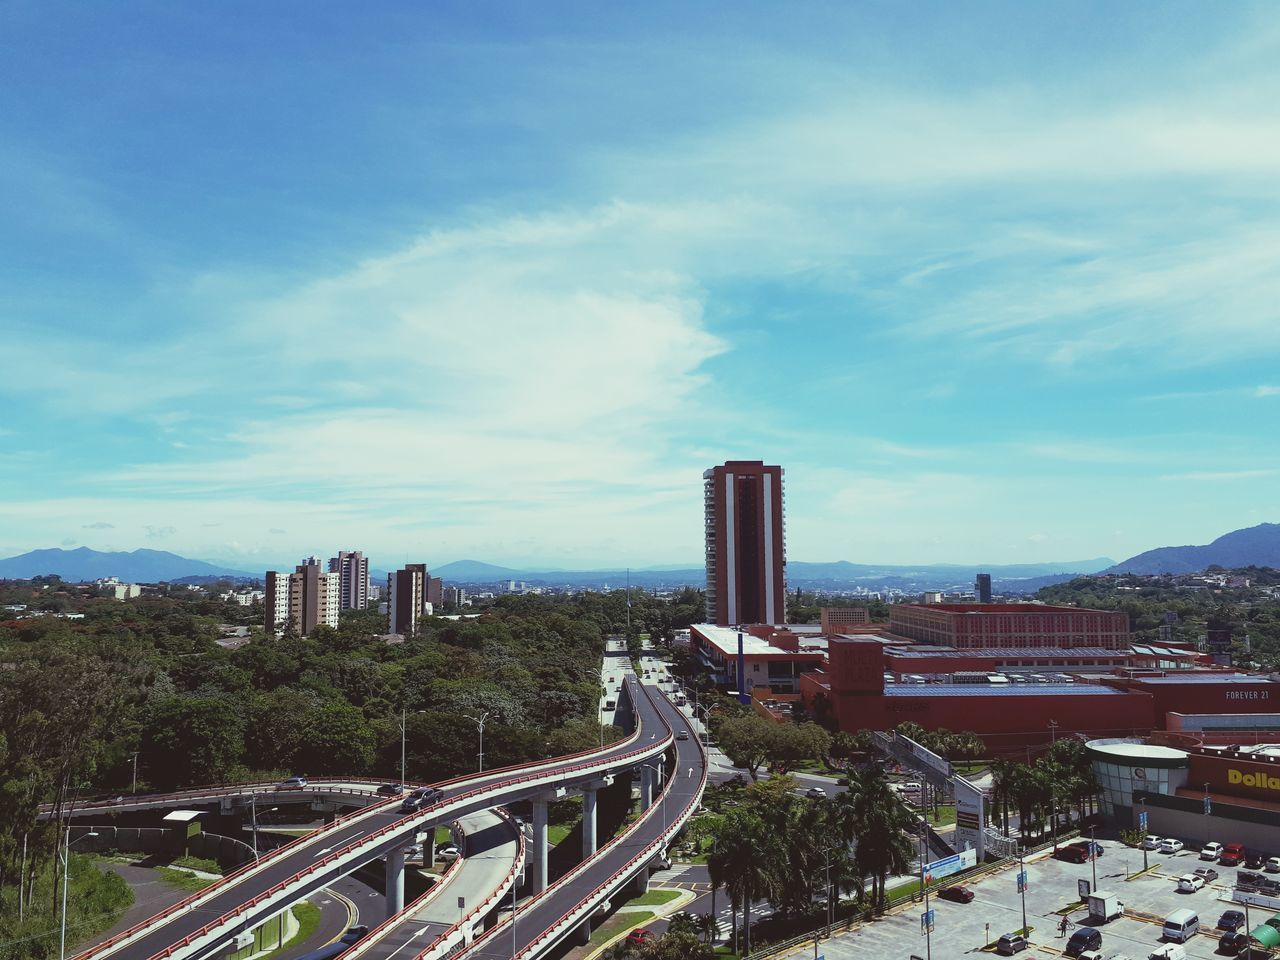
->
(2, 1), (1279, 570)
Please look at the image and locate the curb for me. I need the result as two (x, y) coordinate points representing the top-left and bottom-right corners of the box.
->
(581, 888), (699, 960)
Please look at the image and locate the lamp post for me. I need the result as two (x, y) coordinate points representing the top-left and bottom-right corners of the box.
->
(465, 712), (490, 773)
(250, 798), (278, 861)
(1204, 782), (1211, 846)
(130, 752), (140, 794)
(918, 798), (932, 960)
(1089, 824), (1098, 892)
(60, 829), (99, 960)
(1141, 798), (1149, 872)
(1048, 720), (1059, 851)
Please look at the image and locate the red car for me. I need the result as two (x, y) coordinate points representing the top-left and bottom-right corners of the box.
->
(625, 929), (655, 946)
(1220, 843), (1246, 866)
(938, 885), (975, 903)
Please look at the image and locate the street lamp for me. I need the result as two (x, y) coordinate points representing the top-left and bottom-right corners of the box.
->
(130, 752), (140, 794)
(465, 712), (490, 773)
(250, 797), (278, 861)
(60, 829), (99, 960)
(1048, 720), (1059, 852)
(399, 708), (425, 784)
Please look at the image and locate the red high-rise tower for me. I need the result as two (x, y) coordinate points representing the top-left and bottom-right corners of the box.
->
(703, 460), (786, 625)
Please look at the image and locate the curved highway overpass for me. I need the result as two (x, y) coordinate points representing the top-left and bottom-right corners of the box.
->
(74, 669), (678, 960)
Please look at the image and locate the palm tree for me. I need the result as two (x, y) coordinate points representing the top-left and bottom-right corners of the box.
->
(665, 912), (699, 938)
(695, 912), (720, 945)
(710, 807), (777, 955)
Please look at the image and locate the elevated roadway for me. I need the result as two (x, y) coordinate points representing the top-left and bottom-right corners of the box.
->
(75, 670), (670, 960)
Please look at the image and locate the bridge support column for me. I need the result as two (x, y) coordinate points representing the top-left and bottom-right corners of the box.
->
(580, 776), (611, 859)
(630, 865), (650, 897)
(531, 799), (549, 894)
(569, 920), (591, 945)
(385, 847), (406, 919)
(639, 766), (654, 809)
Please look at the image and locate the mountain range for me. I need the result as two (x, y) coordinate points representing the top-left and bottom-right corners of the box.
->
(0, 547), (256, 583)
(1, 521), (1275, 588)
(1105, 522), (1280, 575)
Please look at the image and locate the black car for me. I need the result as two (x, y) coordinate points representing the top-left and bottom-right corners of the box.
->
(1218, 909), (1246, 932)
(339, 926), (369, 945)
(938, 885), (974, 903)
(1220, 930), (1249, 954)
(376, 783), (404, 796)
(1065, 928), (1102, 956)
(398, 795), (425, 813)
(1246, 853), (1266, 870)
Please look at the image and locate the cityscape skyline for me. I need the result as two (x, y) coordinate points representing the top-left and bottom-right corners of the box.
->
(2, 3), (1279, 568)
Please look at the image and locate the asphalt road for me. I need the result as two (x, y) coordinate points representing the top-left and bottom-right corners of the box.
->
(81, 675), (670, 960)
(459, 677), (706, 960)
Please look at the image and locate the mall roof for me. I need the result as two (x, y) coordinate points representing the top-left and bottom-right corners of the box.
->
(691, 624), (825, 658)
(886, 647), (1122, 658)
(1086, 739), (1189, 766)
(1130, 673), (1276, 685)
(883, 684), (1129, 697)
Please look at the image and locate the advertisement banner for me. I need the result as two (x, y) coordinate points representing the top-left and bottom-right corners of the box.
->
(954, 774), (985, 861)
(899, 734), (952, 779)
(923, 848), (977, 884)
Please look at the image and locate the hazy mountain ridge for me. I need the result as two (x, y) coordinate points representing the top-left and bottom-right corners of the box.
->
(0, 547), (256, 582)
(1107, 523), (1280, 575)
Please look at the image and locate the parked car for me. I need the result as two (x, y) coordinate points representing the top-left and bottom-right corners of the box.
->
(1159, 838), (1185, 854)
(806, 787), (826, 799)
(996, 932), (1029, 955)
(1177, 873), (1205, 893)
(1193, 867), (1218, 883)
(1218, 910), (1246, 932)
(1220, 930), (1249, 954)
(1059, 840), (1104, 863)
(1200, 842), (1223, 861)
(625, 929), (655, 946)
(1141, 835), (1162, 850)
(1220, 843), (1246, 866)
(1065, 928), (1102, 956)
(437, 844), (460, 862)
(1245, 852), (1266, 869)
(938, 885), (974, 903)
(1267, 857), (1280, 873)
(376, 783), (404, 796)
(1148, 946), (1187, 960)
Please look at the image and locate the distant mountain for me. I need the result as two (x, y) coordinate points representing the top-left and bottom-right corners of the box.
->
(0, 547), (256, 583)
(1107, 523), (1280, 575)
(432, 559), (525, 580)
(430, 556), (1113, 593)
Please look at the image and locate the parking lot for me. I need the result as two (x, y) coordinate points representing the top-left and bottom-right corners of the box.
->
(806, 838), (1268, 960)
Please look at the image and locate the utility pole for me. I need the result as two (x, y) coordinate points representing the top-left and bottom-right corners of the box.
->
(1048, 720), (1059, 851)
(130, 752), (140, 794)
(1018, 850), (1028, 936)
(466, 712), (490, 773)
(1090, 824), (1098, 892)
(919, 794), (932, 960)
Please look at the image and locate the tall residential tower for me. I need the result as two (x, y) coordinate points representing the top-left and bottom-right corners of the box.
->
(703, 460), (786, 626)
(328, 550), (369, 612)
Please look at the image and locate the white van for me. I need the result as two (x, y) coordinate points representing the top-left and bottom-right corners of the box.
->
(1161, 909), (1199, 943)
(1149, 945), (1186, 960)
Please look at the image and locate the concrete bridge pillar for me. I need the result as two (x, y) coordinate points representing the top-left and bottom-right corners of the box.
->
(630, 865), (650, 897)
(385, 847), (406, 919)
(531, 798), (549, 894)
(569, 920), (591, 945)
(580, 776), (612, 859)
(639, 766), (654, 809)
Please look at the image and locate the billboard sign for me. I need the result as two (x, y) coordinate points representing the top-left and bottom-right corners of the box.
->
(923, 848), (977, 884)
(899, 734), (952, 779)
(954, 775), (985, 861)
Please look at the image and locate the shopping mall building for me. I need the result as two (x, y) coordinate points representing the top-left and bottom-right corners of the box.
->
(1089, 736), (1280, 852)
